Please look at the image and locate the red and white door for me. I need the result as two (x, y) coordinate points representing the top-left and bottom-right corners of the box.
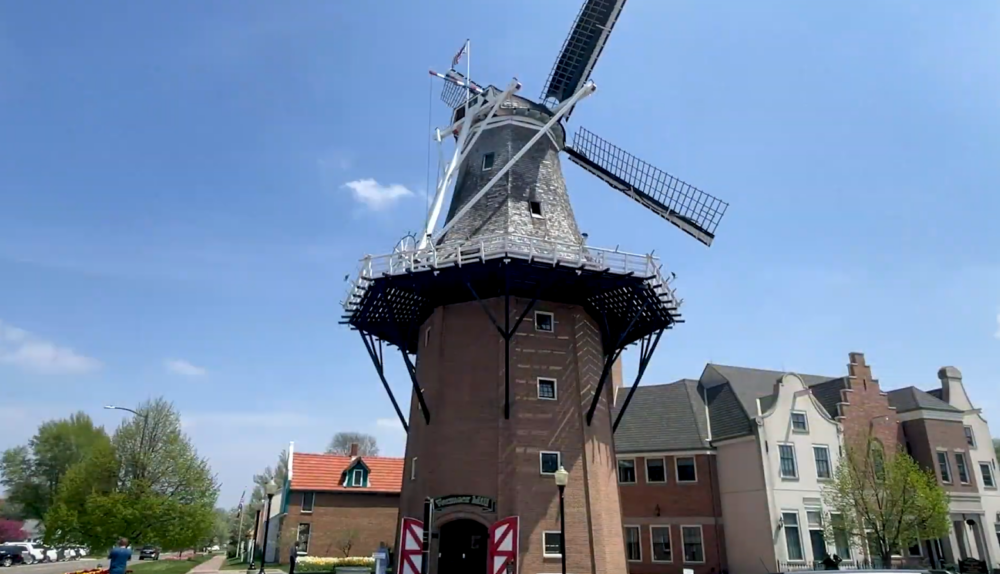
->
(487, 517), (519, 574)
(398, 517), (424, 574)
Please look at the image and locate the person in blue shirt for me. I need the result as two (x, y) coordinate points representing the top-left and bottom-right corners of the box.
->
(108, 538), (132, 574)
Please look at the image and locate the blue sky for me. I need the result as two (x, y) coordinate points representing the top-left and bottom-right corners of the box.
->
(1, 1), (998, 508)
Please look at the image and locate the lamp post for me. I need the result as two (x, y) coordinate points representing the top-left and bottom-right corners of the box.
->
(248, 506), (262, 570)
(104, 405), (150, 479)
(259, 480), (279, 574)
(554, 466), (569, 574)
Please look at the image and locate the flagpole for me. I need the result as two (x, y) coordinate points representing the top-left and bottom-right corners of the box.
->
(236, 488), (247, 560)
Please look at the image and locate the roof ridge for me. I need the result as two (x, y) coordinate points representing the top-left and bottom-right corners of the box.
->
(708, 362), (835, 380)
(294, 452), (405, 461)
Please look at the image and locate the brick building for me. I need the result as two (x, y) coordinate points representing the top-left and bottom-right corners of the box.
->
(274, 445), (403, 564)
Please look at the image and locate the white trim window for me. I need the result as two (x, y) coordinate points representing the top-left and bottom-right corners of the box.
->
(955, 452), (971, 484)
(680, 525), (705, 564)
(675, 456), (698, 483)
(542, 531), (562, 558)
(618, 459), (637, 484)
(482, 152), (495, 171)
(791, 411), (809, 433)
(813, 445), (832, 480)
(623, 525), (641, 562)
(806, 510), (827, 561)
(296, 523), (311, 554)
(537, 377), (557, 400)
(778, 444), (799, 479)
(782, 511), (805, 562)
(980, 462), (996, 489)
(410, 457), (417, 481)
(650, 525), (672, 562)
(534, 311), (554, 332)
(645, 457), (667, 483)
(963, 425), (976, 448)
(937, 451), (952, 483)
(301, 491), (315, 513)
(352, 467), (365, 487)
(540, 451), (561, 475)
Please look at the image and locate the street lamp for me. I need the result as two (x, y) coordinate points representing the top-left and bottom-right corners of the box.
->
(248, 504), (262, 571)
(259, 480), (279, 574)
(554, 466), (569, 574)
(105, 405), (150, 479)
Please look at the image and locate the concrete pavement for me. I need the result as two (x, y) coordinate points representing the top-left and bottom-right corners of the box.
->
(5, 559), (98, 574)
(185, 555), (225, 573)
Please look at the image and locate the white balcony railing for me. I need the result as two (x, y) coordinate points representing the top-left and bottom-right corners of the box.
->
(341, 233), (682, 315)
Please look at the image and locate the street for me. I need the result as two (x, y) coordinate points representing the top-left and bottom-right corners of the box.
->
(5, 560), (98, 574)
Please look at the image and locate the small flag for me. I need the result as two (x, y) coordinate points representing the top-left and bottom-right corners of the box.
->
(452, 40), (468, 68)
(237, 489), (246, 516)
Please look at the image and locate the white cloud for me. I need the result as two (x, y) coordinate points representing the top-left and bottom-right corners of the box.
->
(165, 358), (207, 377)
(343, 178), (413, 211)
(0, 319), (102, 375)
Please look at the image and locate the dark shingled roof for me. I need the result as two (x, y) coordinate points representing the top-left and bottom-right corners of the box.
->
(613, 380), (711, 453)
(926, 388), (944, 400)
(809, 378), (849, 419)
(886, 387), (959, 413)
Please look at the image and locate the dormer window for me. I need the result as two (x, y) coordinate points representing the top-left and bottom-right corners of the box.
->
(353, 468), (364, 486)
(343, 460), (370, 487)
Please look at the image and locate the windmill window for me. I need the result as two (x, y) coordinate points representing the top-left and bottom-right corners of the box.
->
(534, 311), (554, 332)
(482, 152), (495, 171)
(529, 200), (543, 217)
(540, 451), (560, 475)
(537, 378), (557, 400)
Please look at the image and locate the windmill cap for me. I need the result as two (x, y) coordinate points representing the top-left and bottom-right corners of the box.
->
(937, 366), (962, 380)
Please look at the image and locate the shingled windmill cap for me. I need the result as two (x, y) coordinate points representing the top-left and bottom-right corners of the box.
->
(937, 366), (962, 380)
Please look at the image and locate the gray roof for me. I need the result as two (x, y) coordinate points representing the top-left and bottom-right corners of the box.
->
(809, 378), (849, 419)
(613, 380), (711, 453)
(886, 387), (959, 413)
(926, 388), (944, 400)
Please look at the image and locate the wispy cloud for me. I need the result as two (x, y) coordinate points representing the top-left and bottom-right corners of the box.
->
(343, 179), (413, 211)
(165, 358), (207, 377)
(0, 320), (102, 375)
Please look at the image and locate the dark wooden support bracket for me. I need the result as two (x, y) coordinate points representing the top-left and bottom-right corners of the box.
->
(384, 297), (431, 426)
(359, 332), (409, 433)
(612, 329), (665, 432)
(586, 298), (652, 426)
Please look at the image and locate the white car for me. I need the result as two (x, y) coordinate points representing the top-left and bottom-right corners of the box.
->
(7, 542), (44, 564)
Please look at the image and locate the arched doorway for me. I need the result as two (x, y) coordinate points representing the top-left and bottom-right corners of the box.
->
(438, 519), (488, 574)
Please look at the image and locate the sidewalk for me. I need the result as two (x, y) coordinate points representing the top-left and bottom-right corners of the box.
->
(187, 554), (227, 573)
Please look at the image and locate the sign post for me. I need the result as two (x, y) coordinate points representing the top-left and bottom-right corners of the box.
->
(421, 498), (434, 574)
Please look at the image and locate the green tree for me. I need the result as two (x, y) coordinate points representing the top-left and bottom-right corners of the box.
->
(45, 398), (219, 551)
(822, 438), (950, 565)
(0, 412), (110, 521)
(248, 449), (288, 509)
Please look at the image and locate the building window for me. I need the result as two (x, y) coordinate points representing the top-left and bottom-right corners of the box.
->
(410, 457), (417, 481)
(618, 459), (637, 484)
(482, 152), (495, 171)
(676, 457), (697, 483)
(907, 539), (922, 557)
(529, 200), (543, 217)
(791, 411), (809, 433)
(352, 467), (365, 487)
(646, 458), (666, 483)
(650, 526), (672, 562)
(779, 444), (798, 479)
(624, 526), (641, 562)
(783, 512), (804, 561)
(956, 453), (971, 484)
(807, 510), (827, 561)
(301, 491), (315, 513)
(540, 451), (560, 475)
(980, 462), (996, 488)
(297, 523), (311, 554)
(831, 514), (852, 559)
(964, 426), (976, 448)
(537, 378), (557, 400)
(813, 446), (832, 480)
(534, 311), (554, 332)
(542, 531), (562, 557)
(937, 451), (952, 483)
(681, 526), (705, 563)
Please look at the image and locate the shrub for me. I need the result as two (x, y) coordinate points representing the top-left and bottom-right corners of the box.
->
(296, 556), (375, 572)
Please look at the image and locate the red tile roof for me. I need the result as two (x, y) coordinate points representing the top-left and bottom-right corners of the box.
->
(290, 452), (404, 494)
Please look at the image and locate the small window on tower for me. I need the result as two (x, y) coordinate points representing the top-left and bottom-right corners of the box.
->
(535, 311), (554, 332)
(482, 152), (495, 171)
(529, 201), (543, 217)
(537, 378), (557, 400)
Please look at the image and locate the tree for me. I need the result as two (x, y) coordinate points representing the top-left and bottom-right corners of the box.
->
(0, 412), (111, 521)
(44, 398), (219, 551)
(0, 519), (26, 542)
(326, 432), (379, 457)
(337, 529), (358, 557)
(822, 437), (950, 565)
(248, 449), (288, 509)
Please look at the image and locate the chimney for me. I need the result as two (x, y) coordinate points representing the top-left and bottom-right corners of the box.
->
(349, 443), (360, 457)
(937, 366), (973, 411)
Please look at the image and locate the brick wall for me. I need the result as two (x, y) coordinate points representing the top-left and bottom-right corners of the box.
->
(901, 419), (981, 493)
(279, 491), (399, 563)
(836, 353), (903, 452)
(623, 523), (725, 574)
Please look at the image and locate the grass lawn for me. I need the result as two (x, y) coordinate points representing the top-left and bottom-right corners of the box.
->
(128, 554), (213, 574)
(220, 557), (287, 572)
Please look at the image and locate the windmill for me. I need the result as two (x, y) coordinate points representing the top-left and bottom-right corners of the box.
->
(421, 0), (728, 251)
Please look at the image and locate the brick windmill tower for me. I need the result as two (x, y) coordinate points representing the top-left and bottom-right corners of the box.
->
(341, 2), (728, 574)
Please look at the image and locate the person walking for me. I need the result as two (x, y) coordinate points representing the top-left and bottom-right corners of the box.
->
(288, 542), (299, 574)
(108, 539), (132, 574)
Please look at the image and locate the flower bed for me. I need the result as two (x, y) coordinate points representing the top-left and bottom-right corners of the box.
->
(296, 556), (374, 573)
(66, 570), (133, 574)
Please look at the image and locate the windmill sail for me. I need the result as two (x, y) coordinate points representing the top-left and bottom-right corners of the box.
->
(564, 127), (728, 247)
(540, 0), (628, 113)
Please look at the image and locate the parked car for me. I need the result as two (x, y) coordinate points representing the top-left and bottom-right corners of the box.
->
(39, 545), (59, 562)
(0, 546), (27, 568)
(139, 546), (160, 561)
(6, 542), (44, 564)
